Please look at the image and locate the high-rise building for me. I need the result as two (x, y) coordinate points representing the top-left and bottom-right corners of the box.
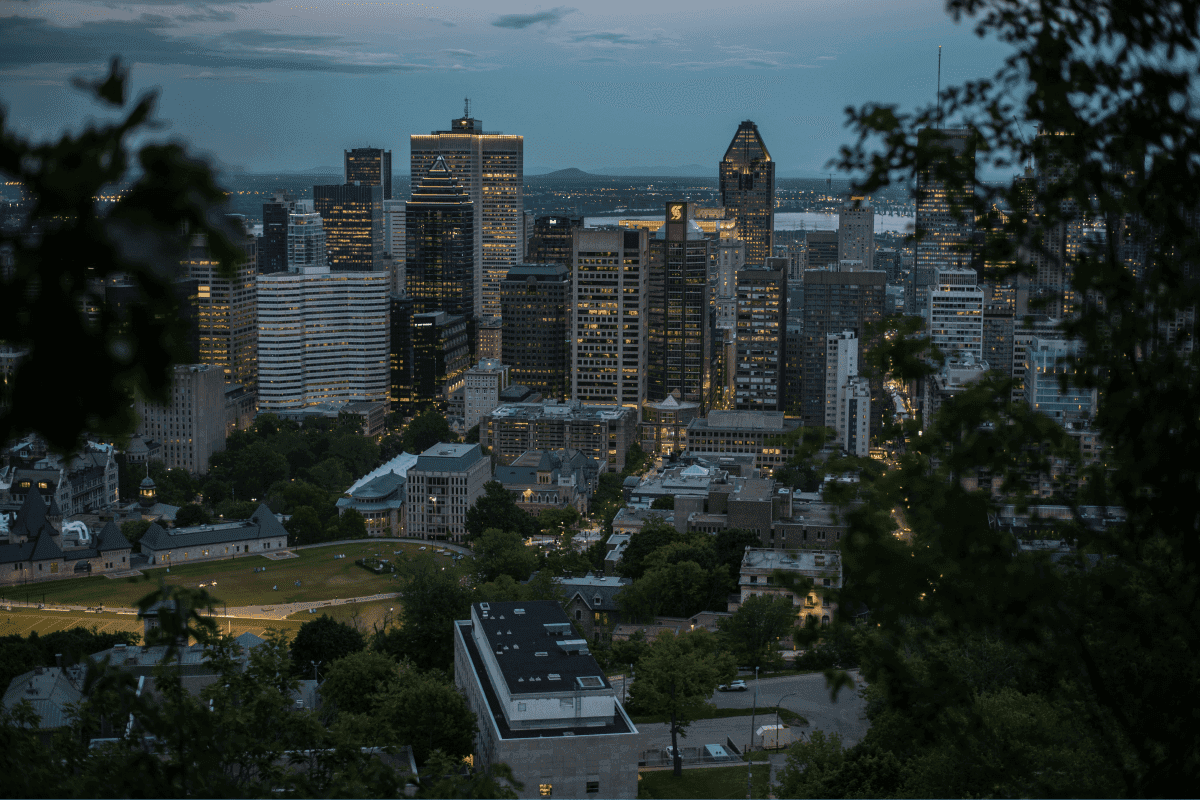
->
(714, 238), (744, 332)
(500, 263), (571, 400)
(256, 265), (390, 411)
(805, 230), (839, 271)
(912, 127), (976, 318)
(1024, 337), (1096, 424)
(648, 202), (713, 409)
(405, 443), (490, 542)
(927, 267), (984, 365)
(837, 377), (872, 457)
(260, 192), (296, 275)
(313, 183), (384, 273)
(286, 212), (327, 271)
(527, 216), (583, 266)
(801, 268), (886, 427)
(344, 147), (392, 200)
(734, 259), (787, 411)
(463, 359), (509, 431)
(134, 364), (227, 475)
(838, 200), (875, 272)
(391, 310), (471, 415)
(720, 120), (775, 266)
(572, 228), (648, 409)
(410, 108), (523, 321)
(824, 331), (858, 430)
(405, 156), (476, 320)
(383, 199), (406, 294)
(185, 231), (257, 391)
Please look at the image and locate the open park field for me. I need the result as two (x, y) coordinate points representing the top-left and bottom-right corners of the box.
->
(0, 541), (468, 612)
(0, 606), (305, 640)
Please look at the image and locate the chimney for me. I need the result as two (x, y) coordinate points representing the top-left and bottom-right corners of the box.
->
(55, 653), (62, 671)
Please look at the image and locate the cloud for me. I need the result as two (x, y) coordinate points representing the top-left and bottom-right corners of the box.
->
(441, 48), (478, 58)
(427, 18), (456, 27)
(570, 31), (636, 45)
(492, 7), (575, 29)
(0, 15), (434, 73)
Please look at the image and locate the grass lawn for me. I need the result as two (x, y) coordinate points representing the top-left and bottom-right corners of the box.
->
(631, 705), (807, 727)
(0, 606), (304, 640)
(639, 764), (771, 799)
(0, 542), (466, 611)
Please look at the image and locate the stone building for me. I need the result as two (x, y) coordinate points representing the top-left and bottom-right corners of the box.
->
(404, 443), (490, 542)
(139, 504), (287, 566)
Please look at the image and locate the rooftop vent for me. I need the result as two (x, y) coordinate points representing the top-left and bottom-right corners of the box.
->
(514, 608), (525, 614)
(543, 622), (572, 637)
(535, 651), (549, 657)
(548, 673), (561, 681)
(576, 676), (604, 689)
(557, 639), (590, 655)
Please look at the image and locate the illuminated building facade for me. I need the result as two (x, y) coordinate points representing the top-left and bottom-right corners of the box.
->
(256, 266), (390, 411)
(410, 109), (523, 321)
(313, 183), (384, 273)
(719, 120), (775, 266)
(912, 127), (975, 318)
(185, 232), (257, 391)
(734, 259), (787, 411)
(286, 212), (327, 271)
(648, 202), (713, 410)
(927, 267), (984, 365)
(391, 310), (471, 415)
(405, 156), (476, 320)
(527, 215), (583, 266)
(571, 228), (648, 409)
(805, 230), (839, 271)
(501, 263), (571, 401)
(260, 192), (296, 275)
(344, 147), (392, 200)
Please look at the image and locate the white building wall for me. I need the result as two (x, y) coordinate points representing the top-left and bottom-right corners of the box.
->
(928, 268), (984, 364)
(824, 331), (858, 431)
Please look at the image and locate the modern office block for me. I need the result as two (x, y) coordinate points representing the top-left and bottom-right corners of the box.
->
(571, 228), (648, 409)
(714, 238), (744, 331)
(801, 269), (886, 427)
(527, 216), (583, 266)
(720, 120), (775, 266)
(185, 232), (257, 391)
(838, 200), (875, 272)
(824, 331), (858, 430)
(481, 401), (638, 473)
(927, 268), (984, 365)
(411, 108), (523, 321)
(260, 192), (296, 275)
(734, 260), (787, 411)
(256, 266), (390, 411)
(1023, 337), (1096, 424)
(405, 156), (476, 319)
(313, 183), (384, 273)
(391, 310), (471, 415)
(286, 212), (327, 271)
(500, 263), (570, 401)
(648, 202), (713, 409)
(837, 376), (872, 457)
(805, 230), (839, 271)
(383, 199), (406, 293)
(135, 364), (227, 475)
(344, 147), (392, 200)
(913, 127), (976, 318)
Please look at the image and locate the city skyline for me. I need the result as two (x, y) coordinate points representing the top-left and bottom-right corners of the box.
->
(0, 1), (1014, 177)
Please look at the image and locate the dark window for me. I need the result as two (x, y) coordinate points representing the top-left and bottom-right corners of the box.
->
(586, 781), (600, 794)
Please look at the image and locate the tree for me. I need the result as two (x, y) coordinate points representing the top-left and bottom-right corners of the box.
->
(473, 527), (538, 584)
(209, 441), (289, 502)
(465, 481), (535, 542)
(814, 0), (1200, 795)
(319, 649), (405, 717)
(627, 629), (735, 777)
(402, 406), (455, 455)
(336, 508), (368, 540)
(284, 506), (325, 546)
(329, 434), (380, 477)
(618, 560), (712, 622)
(0, 58), (241, 453)
(374, 670), (479, 765)
(305, 457), (353, 494)
(650, 495), (674, 510)
(415, 750), (522, 799)
(290, 615), (365, 679)
(614, 517), (680, 580)
(174, 503), (209, 527)
(718, 594), (796, 671)
(120, 519), (152, 549)
(376, 559), (472, 672)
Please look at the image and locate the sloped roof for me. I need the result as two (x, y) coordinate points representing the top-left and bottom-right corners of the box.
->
(558, 575), (632, 612)
(12, 489), (48, 539)
(94, 521), (132, 552)
(30, 531), (63, 560)
(140, 504), (286, 552)
(0, 541), (35, 565)
(1, 667), (83, 730)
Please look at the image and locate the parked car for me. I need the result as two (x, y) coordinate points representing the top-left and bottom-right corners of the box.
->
(717, 680), (748, 692)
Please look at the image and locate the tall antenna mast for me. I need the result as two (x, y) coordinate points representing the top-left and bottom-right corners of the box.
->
(937, 46), (942, 129)
(464, 97), (470, 118)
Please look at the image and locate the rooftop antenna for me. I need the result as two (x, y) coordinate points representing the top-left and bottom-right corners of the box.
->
(937, 46), (942, 129)
(464, 97), (470, 119)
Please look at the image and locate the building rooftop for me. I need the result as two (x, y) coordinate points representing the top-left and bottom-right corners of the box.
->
(740, 547), (841, 573)
(487, 401), (633, 423)
(413, 443), (486, 473)
(689, 411), (799, 432)
(140, 504), (286, 551)
(347, 452), (419, 494)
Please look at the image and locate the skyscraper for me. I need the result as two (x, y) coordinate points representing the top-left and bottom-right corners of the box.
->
(648, 202), (713, 409)
(410, 107), (523, 322)
(501, 263), (571, 400)
(572, 228), (648, 409)
(185, 231), (257, 391)
(286, 212), (327, 272)
(260, 192), (296, 275)
(527, 216), (583, 266)
(313, 183), (384, 272)
(344, 147), (392, 200)
(405, 156), (476, 320)
(912, 127), (976, 317)
(720, 120), (775, 266)
(927, 267), (984, 365)
(734, 259), (787, 411)
(801, 268), (886, 427)
(806, 230), (839, 271)
(838, 199), (875, 271)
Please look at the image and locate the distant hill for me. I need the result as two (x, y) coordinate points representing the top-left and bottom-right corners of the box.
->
(536, 167), (595, 179)
(592, 164), (710, 177)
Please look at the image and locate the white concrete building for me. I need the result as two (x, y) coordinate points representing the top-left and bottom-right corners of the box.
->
(135, 364), (227, 475)
(286, 212), (327, 271)
(256, 266), (390, 411)
(735, 548), (843, 626)
(927, 267), (984, 364)
(464, 359), (510, 431)
(824, 331), (858, 430)
(837, 376), (871, 457)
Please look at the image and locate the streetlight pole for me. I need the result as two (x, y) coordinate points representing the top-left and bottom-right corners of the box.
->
(746, 665), (759, 799)
(775, 690), (800, 742)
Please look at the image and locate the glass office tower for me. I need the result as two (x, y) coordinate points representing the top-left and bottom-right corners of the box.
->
(720, 120), (775, 266)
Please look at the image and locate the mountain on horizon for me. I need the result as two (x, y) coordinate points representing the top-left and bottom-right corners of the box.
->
(535, 167), (595, 178)
(591, 164), (710, 177)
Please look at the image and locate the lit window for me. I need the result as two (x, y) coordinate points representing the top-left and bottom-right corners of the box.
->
(539, 784), (553, 798)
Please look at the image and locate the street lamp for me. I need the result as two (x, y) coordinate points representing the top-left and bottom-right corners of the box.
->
(746, 665), (760, 799)
(775, 690), (801, 736)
